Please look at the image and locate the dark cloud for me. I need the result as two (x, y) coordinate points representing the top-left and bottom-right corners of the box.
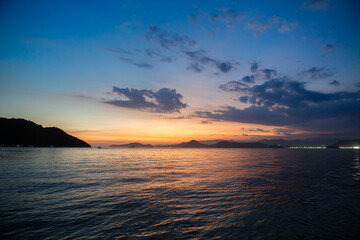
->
(196, 105), (289, 126)
(185, 50), (236, 73)
(146, 24), (196, 50)
(302, 0), (329, 11)
(187, 62), (204, 72)
(105, 87), (187, 113)
(196, 97), (360, 132)
(247, 16), (280, 37)
(250, 61), (258, 73)
(203, 70), (360, 135)
(329, 80), (340, 86)
(261, 69), (278, 80)
(322, 44), (336, 51)
(220, 81), (248, 92)
(302, 67), (334, 80)
(249, 61), (278, 80)
(220, 62), (278, 92)
(239, 96), (249, 103)
(144, 25), (236, 74)
(241, 75), (255, 83)
(132, 63), (152, 68)
(356, 82), (360, 88)
(212, 63), (360, 135)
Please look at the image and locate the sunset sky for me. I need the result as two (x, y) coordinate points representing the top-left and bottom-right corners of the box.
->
(1, 0), (360, 145)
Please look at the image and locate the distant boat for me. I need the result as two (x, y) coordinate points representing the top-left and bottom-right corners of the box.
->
(98, 146), (101, 149)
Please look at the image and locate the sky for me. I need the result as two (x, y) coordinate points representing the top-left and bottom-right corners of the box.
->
(0, 0), (360, 145)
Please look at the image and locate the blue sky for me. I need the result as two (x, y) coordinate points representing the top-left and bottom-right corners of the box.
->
(1, 0), (359, 144)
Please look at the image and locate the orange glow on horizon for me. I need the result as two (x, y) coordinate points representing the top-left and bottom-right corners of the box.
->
(67, 117), (305, 146)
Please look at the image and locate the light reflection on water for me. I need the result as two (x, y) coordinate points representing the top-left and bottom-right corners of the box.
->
(0, 148), (360, 239)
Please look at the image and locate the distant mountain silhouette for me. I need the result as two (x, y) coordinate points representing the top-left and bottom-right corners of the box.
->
(110, 142), (153, 148)
(0, 117), (91, 147)
(110, 140), (285, 148)
(210, 141), (269, 148)
(330, 139), (360, 148)
(170, 140), (209, 148)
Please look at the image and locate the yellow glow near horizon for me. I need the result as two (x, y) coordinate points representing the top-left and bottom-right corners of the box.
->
(66, 115), (304, 145)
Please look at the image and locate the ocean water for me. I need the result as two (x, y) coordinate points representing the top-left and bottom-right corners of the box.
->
(0, 148), (359, 239)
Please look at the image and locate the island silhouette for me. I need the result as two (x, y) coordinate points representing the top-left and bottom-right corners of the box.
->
(0, 117), (90, 147)
(111, 140), (280, 148)
(2, 117), (358, 149)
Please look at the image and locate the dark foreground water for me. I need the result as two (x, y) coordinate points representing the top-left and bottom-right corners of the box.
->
(0, 148), (360, 239)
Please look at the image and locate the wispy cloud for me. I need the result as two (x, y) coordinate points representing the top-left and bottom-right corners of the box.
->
(301, 67), (335, 80)
(278, 21), (298, 33)
(189, 7), (243, 27)
(118, 57), (153, 68)
(322, 44), (336, 51)
(146, 24), (196, 50)
(247, 16), (280, 37)
(302, 0), (330, 11)
(185, 50), (236, 73)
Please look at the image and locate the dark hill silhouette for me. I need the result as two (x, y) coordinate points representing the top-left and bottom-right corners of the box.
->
(170, 140), (208, 148)
(110, 142), (153, 148)
(0, 117), (91, 147)
(109, 140), (283, 148)
(331, 139), (360, 148)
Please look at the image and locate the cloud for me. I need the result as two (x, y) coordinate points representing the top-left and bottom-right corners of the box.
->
(322, 44), (336, 51)
(189, 7), (243, 27)
(220, 61), (278, 92)
(302, 0), (329, 11)
(278, 21), (298, 33)
(249, 61), (278, 80)
(247, 128), (270, 132)
(329, 80), (340, 86)
(196, 105), (289, 126)
(187, 62), (204, 72)
(220, 81), (249, 92)
(208, 8), (244, 27)
(132, 63), (152, 68)
(119, 57), (153, 68)
(201, 120), (213, 124)
(196, 96), (360, 131)
(185, 50), (236, 73)
(250, 61), (258, 73)
(117, 20), (144, 30)
(202, 67), (360, 135)
(146, 24), (196, 50)
(144, 48), (161, 57)
(273, 128), (295, 135)
(247, 16), (280, 37)
(105, 87), (187, 113)
(301, 67), (334, 80)
(107, 48), (134, 55)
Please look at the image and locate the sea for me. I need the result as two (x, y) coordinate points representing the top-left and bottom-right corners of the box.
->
(0, 148), (359, 239)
